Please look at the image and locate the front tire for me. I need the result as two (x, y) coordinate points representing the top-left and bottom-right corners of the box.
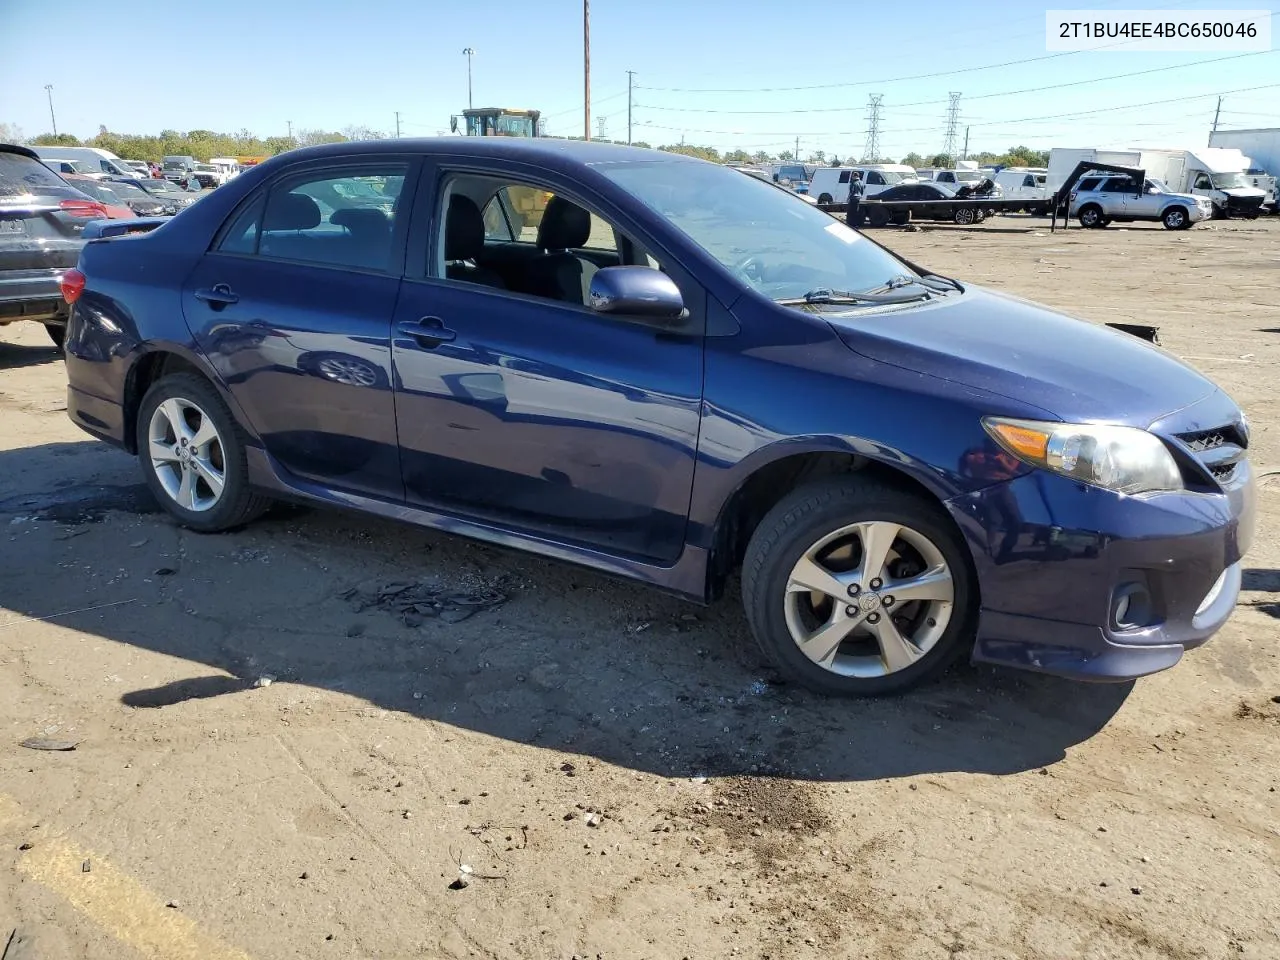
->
(1162, 206), (1189, 230)
(817, 193), (833, 204)
(953, 207), (976, 225)
(1078, 204), (1104, 228)
(741, 477), (976, 697)
(136, 372), (271, 532)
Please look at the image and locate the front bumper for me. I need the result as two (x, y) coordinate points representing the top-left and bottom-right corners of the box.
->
(947, 459), (1255, 683)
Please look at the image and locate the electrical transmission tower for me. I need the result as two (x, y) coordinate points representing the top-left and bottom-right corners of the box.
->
(597, 115), (608, 140)
(942, 92), (961, 159)
(864, 94), (883, 163)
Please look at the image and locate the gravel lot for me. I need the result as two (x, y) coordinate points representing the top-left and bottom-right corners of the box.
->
(1, 215), (1277, 960)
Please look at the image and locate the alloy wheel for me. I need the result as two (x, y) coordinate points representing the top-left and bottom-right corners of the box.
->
(147, 397), (226, 512)
(783, 520), (954, 678)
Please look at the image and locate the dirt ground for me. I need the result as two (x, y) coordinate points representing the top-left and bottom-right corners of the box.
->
(1, 215), (1277, 960)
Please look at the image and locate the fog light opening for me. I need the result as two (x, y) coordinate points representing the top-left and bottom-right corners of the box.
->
(1111, 584), (1154, 631)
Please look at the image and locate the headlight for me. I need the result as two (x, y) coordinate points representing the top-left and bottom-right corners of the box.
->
(983, 417), (1182, 494)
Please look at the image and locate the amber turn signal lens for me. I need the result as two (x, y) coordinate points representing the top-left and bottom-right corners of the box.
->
(986, 421), (1049, 461)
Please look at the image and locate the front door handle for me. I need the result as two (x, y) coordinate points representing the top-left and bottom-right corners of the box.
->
(397, 316), (456, 347)
(194, 283), (239, 309)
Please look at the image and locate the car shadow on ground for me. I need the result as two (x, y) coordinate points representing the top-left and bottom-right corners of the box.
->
(0, 337), (61, 371)
(0, 442), (1134, 784)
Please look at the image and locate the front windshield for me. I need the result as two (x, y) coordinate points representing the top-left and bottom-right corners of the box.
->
(601, 160), (913, 302)
(880, 171), (909, 185)
(1146, 178), (1168, 193)
(1210, 172), (1247, 189)
(195, 164), (216, 172)
(954, 171), (983, 183)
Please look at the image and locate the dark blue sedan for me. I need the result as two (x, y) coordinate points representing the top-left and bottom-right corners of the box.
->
(59, 138), (1255, 696)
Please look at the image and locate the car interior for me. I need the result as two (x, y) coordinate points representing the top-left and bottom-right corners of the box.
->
(435, 174), (663, 306)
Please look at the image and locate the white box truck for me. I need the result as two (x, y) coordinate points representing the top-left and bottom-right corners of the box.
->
(1208, 128), (1279, 212)
(1135, 147), (1267, 218)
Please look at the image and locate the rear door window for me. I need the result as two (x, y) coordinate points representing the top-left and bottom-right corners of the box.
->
(216, 164), (408, 273)
(0, 151), (83, 200)
(1077, 177), (1103, 192)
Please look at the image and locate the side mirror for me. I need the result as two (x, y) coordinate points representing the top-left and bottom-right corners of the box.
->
(589, 266), (685, 323)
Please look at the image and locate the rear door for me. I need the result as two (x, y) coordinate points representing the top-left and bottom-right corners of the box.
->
(182, 157), (417, 500)
(0, 150), (96, 320)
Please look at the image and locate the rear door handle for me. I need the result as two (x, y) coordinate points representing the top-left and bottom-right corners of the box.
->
(194, 283), (239, 308)
(397, 316), (456, 347)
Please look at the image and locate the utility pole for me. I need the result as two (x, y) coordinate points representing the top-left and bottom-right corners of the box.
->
(287, 119), (293, 140)
(583, 0), (591, 140)
(1211, 95), (1222, 135)
(462, 48), (475, 109)
(942, 91), (961, 159)
(795, 135), (800, 161)
(962, 125), (970, 161)
(395, 112), (401, 138)
(864, 94), (883, 163)
(44, 84), (57, 137)
(626, 70), (635, 146)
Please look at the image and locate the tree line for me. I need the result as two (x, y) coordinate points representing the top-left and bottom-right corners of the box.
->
(4, 123), (1049, 170)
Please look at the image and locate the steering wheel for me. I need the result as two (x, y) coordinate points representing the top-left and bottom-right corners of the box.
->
(732, 255), (766, 286)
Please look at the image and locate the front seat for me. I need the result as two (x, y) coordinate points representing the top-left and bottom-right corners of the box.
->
(525, 196), (597, 305)
(444, 195), (506, 289)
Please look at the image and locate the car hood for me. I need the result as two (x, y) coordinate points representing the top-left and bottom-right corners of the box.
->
(827, 286), (1217, 425)
(1220, 186), (1266, 198)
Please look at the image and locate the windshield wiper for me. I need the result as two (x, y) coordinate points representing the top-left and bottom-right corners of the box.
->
(775, 287), (932, 306)
(863, 274), (963, 295)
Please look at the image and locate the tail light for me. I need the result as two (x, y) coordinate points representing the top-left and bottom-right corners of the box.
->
(60, 268), (86, 304)
(60, 199), (110, 219)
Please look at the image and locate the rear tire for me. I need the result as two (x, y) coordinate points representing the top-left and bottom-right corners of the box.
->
(953, 207), (975, 225)
(817, 193), (833, 204)
(44, 323), (66, 348)
(136, 372), (271, 533)
(741, 477), (976, 697)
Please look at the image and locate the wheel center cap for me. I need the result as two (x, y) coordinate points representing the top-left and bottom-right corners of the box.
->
(858, 593), (881, 612)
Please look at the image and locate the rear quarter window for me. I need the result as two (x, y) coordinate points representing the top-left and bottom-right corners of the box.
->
(0, 152), (83, 199)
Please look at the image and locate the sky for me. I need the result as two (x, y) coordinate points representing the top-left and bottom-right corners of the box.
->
(1, 0), (1277, 161)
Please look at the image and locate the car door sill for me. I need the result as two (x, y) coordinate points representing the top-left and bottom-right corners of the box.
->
(243, 445), (710, 603)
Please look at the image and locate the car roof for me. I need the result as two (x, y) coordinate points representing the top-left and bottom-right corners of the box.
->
(279, 137), (696, 169)
(1, 143), (41, 160)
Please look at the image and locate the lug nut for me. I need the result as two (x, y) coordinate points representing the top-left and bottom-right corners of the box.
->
(867, 613), (881, 624)
(847, 583), (860, 597)
(870, 577), (882, 589)
(883, 595), (895, 607)
(846, 605), (857, 616)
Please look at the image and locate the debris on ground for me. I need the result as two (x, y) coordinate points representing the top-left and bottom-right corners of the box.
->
(339, 581), (507, 626)
(253, 675), (276, 689)
(20, 737), (78, 751)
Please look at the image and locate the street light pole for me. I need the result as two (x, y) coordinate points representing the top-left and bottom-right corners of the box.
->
(44, 84), (57, 137)
(583, 0), (591, 141)
(462, 48), (475, 110)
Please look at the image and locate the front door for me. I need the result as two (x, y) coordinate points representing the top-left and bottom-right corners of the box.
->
(182, 158), (416, 499)
(391, 169), (704, 563)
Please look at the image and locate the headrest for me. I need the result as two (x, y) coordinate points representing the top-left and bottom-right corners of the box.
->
(445, 195), (485, 261)
(331, 207), (390, 234)
(536, 196), (591, 251)
(263, 192), (321, 231)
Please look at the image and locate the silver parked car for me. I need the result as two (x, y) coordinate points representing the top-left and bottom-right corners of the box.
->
(1069, 174), (1212, 230)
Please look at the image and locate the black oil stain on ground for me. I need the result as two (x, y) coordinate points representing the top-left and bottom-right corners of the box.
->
(0, 483), (158, 525)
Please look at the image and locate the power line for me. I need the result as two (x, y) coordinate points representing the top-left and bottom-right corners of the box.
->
(637, 8), (1278, 94)
(629, 80), (1280, 139)
(633, 49), (1277, 115)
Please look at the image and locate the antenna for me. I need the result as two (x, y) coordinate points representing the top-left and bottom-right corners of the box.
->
(864, 94), (883, 163)
(942, 91), (961, 159)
